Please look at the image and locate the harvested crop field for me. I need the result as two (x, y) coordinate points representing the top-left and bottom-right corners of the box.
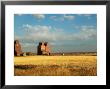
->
(14, 56), (97, 76)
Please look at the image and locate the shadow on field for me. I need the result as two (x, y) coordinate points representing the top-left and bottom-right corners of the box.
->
(14, 65), (97, 76)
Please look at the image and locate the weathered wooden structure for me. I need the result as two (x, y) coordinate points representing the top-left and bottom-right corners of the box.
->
(37, 42), (50, 55)
(14, 40), (22, 56)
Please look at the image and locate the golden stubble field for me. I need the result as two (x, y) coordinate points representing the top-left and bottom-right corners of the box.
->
(14, 56), (97, 76)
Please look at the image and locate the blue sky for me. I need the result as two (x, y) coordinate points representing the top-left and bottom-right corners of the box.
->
(14, 14), (97, 53)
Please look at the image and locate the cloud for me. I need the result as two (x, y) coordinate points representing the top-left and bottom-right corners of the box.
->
(15, 14), (23, 16)
(50, 16), (57, 21)
(63, 15), (75, 20)
(21, 43), (34, 47)
(15, 24), (96, 43)
(77, 14), (94, 19)
(74, 25), (96, 30)
(32, 14), (45, 20)
(15, 24), (96, 52)
(16, 24), (56, 41)
(77, 14), (92, 17)
(50, 15), (75, 21)
(20, 42), (37, 53)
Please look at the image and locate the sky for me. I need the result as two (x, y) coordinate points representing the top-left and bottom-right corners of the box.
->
(14, 14), (97, 53)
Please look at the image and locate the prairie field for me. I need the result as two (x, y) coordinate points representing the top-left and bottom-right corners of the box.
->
(14, 55), (97, 76)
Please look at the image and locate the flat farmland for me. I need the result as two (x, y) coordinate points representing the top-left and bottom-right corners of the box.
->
(14, 56), (97, 76)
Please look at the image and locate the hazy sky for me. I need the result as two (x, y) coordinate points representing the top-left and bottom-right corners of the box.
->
(14, 14), (97, 53)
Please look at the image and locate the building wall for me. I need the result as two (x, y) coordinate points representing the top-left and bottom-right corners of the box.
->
(37, 42), (50, 55)
(14, 40), (22, 56)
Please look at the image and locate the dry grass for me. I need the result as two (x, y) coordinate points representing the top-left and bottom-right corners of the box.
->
(14, 56), (97, 76)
